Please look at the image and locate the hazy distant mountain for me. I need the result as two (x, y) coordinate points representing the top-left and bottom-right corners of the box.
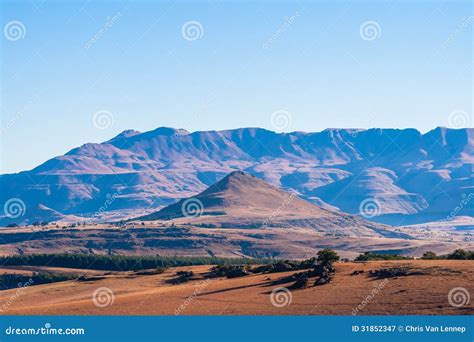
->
(1, 126), (472, 226)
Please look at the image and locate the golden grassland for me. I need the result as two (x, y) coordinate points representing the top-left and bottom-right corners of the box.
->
(0, 260), (472, 315)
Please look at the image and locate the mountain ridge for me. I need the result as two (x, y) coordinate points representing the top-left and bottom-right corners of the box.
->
(1, 126), (472, 226)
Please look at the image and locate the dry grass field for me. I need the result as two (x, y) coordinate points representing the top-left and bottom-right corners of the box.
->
(0, 260), (472, 315)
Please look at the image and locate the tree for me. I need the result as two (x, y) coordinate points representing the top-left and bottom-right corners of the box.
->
(317, 248), (340, 265)
(447, 249), (469, 260)
(421, 251), (437, 260)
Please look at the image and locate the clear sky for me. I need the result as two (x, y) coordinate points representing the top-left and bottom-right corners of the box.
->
(1, 0), (472, 173)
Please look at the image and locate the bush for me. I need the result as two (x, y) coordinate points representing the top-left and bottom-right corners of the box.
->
(134, 268), (166, 275)
(368, 267), (421, 279)
(208, 265), (250, 278)
(0, 272), (75, 290)
(446, 249), (474, 260)
(317, 249), (340, 265)
(421, 251), (438, 260)
(355, 252), (412, 261)
(356, 249), (474, 261)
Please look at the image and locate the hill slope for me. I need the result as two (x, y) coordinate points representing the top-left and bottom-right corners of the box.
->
(139, 171), (330, 219)
(137, 171), (409, 239)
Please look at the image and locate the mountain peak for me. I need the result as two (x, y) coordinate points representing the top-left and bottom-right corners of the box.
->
(222, 170), (253, 181)
(201, 170), (261, 195)
(108, 129), (141, 142)
(222, 170), (249, 182)
(148, 127), (190, 137)
(134, 171), (394, 237)
(137, 171), (329, 221)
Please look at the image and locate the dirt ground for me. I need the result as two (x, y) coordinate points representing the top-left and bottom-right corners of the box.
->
(0, 260), (472, 315)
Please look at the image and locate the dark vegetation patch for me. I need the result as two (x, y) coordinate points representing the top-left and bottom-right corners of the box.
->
(207, 249), (340, 290)
(0, 272), (75, 291)
(355, 252), (413, 261)
(356, 249), (474, 261)
(366, 266), (461, 279)
(367, 266), (462, 280)
(168, 271), (194, 284)
(271, 264), (335, 289)
(208, 265), (251, 278)
(0, 254), (274, 271)
(351, 270), (365, 276)
(421, 249), (474, 260)
(368, 267), (423, 279)
(76, 275), (108, 282)
(133, 268), (167, 276)
(207, 258), (321, 279)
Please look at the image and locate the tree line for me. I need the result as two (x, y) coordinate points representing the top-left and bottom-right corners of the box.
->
(0, 253), (274, 271)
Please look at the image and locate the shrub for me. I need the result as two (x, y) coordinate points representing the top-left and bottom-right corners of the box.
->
(0, 272), (75, 290)
(446, 249), (473, 260)
(421, 251), (438, 260)
(355, 252), (412, 261)
(317, 249), (340, 265)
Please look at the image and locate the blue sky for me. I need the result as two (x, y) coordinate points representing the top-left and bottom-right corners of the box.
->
(1, 0), (472, 173)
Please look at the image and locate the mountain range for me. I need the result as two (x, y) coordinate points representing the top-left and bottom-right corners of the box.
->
(1, 126), (472, 226)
